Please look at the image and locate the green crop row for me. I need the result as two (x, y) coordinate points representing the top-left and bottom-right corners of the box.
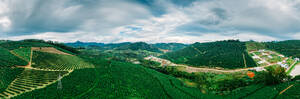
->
(0, 47), (28, 67)
(31, 51), (93, 70)
(11, 47), (31, 62)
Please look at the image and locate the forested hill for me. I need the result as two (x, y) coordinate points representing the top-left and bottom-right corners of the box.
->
(115, 42), (162, 53)
(245, 40), (300, 58)
(152, 43), (187, 52)
(160, 40), (257, 69)
(265, 40), (300, 58)
(0, 40), (78, 54)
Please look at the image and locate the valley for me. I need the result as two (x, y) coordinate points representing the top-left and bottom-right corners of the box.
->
(0, 40), (299, 99)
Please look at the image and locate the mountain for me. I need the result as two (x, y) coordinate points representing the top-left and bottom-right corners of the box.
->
(115, 42), (162, 53)
(160, 40), (257, 69)
(65, 41), (187, 52)
(152, 43), (187, 52)
(1, 39), (299, 99)
(65, 41), (131, 50)
(65, 41), (105, 48)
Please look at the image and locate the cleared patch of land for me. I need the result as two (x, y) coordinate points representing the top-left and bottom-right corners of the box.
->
(32, 47), (73, 56)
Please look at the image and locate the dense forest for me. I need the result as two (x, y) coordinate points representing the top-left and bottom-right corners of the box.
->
(160, 40), (257, 69)
(115, 42), (162, 53)
(265, 40), (300, 58)
(245, 40), (300, 58)
(152, 43), (187, 52)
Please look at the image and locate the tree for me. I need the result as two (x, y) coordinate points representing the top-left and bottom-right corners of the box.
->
(264, 66), (290, 85)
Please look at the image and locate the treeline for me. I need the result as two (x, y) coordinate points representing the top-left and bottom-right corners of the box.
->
(161, 40), (257, 69)
(152, 43), (187, 52)
(149, 65), (291, 96)
(0, 39), (79, 54)
(22, 39), (80, 54)
(265, 40), (300, 58)
(116, 42), (162, 53)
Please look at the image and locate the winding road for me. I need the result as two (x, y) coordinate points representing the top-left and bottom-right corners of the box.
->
(290, 63), (300, 77)
(145, 56), (294, 73)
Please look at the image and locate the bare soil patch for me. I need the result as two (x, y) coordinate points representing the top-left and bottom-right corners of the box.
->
(32, 47), (73, 56)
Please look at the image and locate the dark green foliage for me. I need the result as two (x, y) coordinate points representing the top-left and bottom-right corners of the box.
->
(228, 84), (265, 99)
(276, 81), (300, 99)
(153, 66), (254, 95)
(139, 59), (161, 67)
(15, 69), (97, 99)
(245, 41), (266, 51)
(0, 68), (24, 92)
(266, 40), (300, 58)
(11, 47), (31, 62)
(292, 75), (300, 81)
(0, 47), (28, 67)
(242, 81), (298, 99)
(264, 66), (290, 85)
(116, 42), (162, 53)
(0, 41), (52, 50)
(161, 40), (257, 69)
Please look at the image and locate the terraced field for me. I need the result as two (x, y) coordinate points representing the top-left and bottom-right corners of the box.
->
(32, 51), (94, 71)
(31, 47), (73, 56)
(0, 47), (92, 98)
(11, 47), (31, 62)
(0, 69), (72, 98)
(0, 47), (28, 67)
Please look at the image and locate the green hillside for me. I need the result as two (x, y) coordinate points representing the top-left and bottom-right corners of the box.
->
(0, 40), (76, 55)
(152, 43), (187, 52)
(1, 40), (299, 99)
(0, 47), (28, 67)
(245, 41), (266, 52)
(116, 42), (162, 53)
(228, 80), (300, 99)
(32, 51), (93, 70)
(0, 68), (24, 92)
(266, 40), (300, 58)
(245, 40), (300, 58)
(11, 47), (31, 62)
(16, 57), (218, 99)
(161, 40), (257, 69)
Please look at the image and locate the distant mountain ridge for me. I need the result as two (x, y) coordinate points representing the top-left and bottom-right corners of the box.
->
(115, 42), (162, 53)
(65, 41), (188, 52)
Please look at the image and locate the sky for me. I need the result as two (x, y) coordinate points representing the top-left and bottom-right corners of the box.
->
(0, 0), (300, 43)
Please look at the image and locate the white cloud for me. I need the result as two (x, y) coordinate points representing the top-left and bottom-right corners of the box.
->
(0, 0), (300, 43)
(0, 16), (11, 31)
